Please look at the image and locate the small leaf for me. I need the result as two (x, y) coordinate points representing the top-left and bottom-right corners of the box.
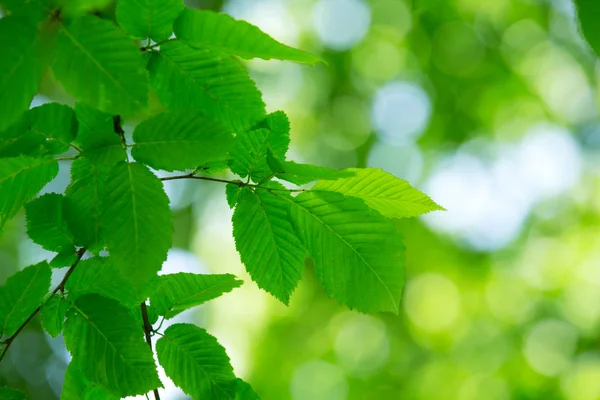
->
(132, 111), (233, 171)
(0, 156), (59, 230)
(102, 162), (172, 296)
(0, 387), (26, 400)
(74, 103), (126, 166)
(313, 168), (444, 219)
(236, 379), (261, 400)
(574, 0), (600, 57)
(174, 9), (321, 64)
(40, 294), (70, 338)
(266, 150), (353, 185)
(53, 16), (149, 115)
(232, 185), (305, 304)
(50, 247), (79, 268)
(26, 193), (75, 252)
(0, 262), (52, 337)
(63, 294), (161, 397)
(151, 273), (242, 319)
(61, 362), (119, 400)
(225, 183), (242, 208)
(116, 0), (184, 41)
(156, 323), (236, 400)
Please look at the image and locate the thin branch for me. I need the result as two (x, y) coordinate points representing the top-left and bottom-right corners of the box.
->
(141, 302), (161, 400)
(68, 143), (82, 153)
(160, 173), (245, 186)
(54, 156), (78, 162)
(0, 248), (86, 363)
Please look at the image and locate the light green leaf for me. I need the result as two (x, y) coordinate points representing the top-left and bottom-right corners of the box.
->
(313, 168), (444, 219)
(74, 103), (126, 166)
(0, 387), (26, 400)
(0, 16), (49, 131)
(288, 191), (405, 313)
(61, 362), (119, 400)
(266, 150), (353, 185)
(232, 185), (305, 304)
(148, 40), (265, 132)
(225, 183), (242, 208)
(64, 294), (161, 397)
(64, 158), (110, 253)
(156, 323), (236, 400)
(40, 294), (70, 338)
(0, 156), (59, 230)
(132, 111), (233, 171)
(116, 0), (184, 41)
(65, 257), (139, 308)
(53, 16), (149, 115)
(174, 8), (321, 64)
(25, 193), (75, 252)
(152, 273), (242, 319)
(101, 162), (172, 296)
(0, 262), (51, 337)
(50, 247), (79, 268)
(574, 0), (600, 57)
(236, 379), (261, 400)
(197, 159), (230, 176)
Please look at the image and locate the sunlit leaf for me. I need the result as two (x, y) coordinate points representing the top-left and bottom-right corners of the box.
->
(236, 379), (261, 400)
(74, 103), (126, 166)
(116, 0), (184, 41)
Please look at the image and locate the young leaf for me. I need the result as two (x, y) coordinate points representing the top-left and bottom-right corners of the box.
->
(232, 185), (305, 304)
(132, 111), (233, 171)
(65, 257), (139, 308)
(116, 0), (184, 42)
(174, 9), (321, 65)
(25, 193), (75, 252)
(0, 16), (48, 131)
(266, 150), (354, 185)
(0, 262), (52, 337)
(151, 273), (243, 319)
(0, 387), (26, 400)
(148, 40), (265, 132)
(53, 16), (149, 115)
(156, 323), (236, 400)
(74, 103), (126, 166)
(64, 158), (110, 253)
(101, 162), (172, 296)
(225, 183), (242, 208)
(0, 157), (59, 230)
(574, 0), (600, 57)
(313, 168), (444, 219)
(50, 247), (79, 268)
(61, 362), (119, 400)
(40, 294), (70, 338)
(63, 294), (161, 397)
(288, 191), (405, 314)
(236, 379), (261, 400)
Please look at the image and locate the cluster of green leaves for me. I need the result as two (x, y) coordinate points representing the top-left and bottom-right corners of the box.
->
(0, 0), (442, 399)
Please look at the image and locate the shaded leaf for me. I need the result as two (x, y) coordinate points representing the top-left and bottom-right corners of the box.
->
(61, 362), (119, 400)
(266, 150), (353, 185)
(574, 0), (600, 57)
(26, 193), (75, 252)
(0, 387), (26, 400)
(50, 247), (79, 268)
(74, 103), (125, 166)
(40, 294), (70, 338)
(116, 0), (184, 41)
(236, 379), (261, 400)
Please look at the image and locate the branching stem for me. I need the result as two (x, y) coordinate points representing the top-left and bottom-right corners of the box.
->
(159, 173), (307, 193)
(140, 302), (161, 400)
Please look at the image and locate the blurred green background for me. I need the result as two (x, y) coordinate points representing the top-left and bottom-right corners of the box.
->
(2, 0), (600, 399)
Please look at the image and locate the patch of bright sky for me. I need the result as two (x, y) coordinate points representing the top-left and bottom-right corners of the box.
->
(312, 0), (371, 51)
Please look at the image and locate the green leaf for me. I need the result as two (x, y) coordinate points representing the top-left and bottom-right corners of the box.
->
(53, 16), (149, 115)
(50, 247), (79, 268)
(101, 162), (172, 296)
(64, 158), (110, 253)
(25, 193), (75, 252)
(65, 257), (139, 308)
(116, 0), (184, 41)
(61, 362), (119, 400)
(313, 168), (444, 219)
(197, 159), (230, 176)
(74, 103), (126, 166)
(0, 16), (48, 131)
(288, 191), (405, 313)
(40, 294), (70, 338)
(225, 183), (242, 208)
(132, 111), (233, 171)
(0, 262), (51, 337)
(151, 273), (242, 319)
(148, 40), (265, 132)
(266, 150), (353, 185)
(236, 379), (261, 400)
(64, 294), (161, 397)
(232, 185), (305, 304)
(156, 323), (236, 400)
(0, 387), (26, 400)
(0, 156), (59, 230)
(174, 9), (321, 64)
(574, 0), (600, 57)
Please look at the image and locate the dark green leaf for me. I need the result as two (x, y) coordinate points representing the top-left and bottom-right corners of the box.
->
(40, 294), (70, 338)
(574, 0), (600, 57)
(50, 247), (79, 268)
(0, 387), (26, 400)
(26, 193), (75, 252)
(116, 0), (184, 41)
(74, 103), (125, 166)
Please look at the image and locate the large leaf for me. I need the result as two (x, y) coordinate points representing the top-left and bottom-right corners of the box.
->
(40, 294), (70, 338)
(0, 16), (48, 131)
(53, 16), (148, 115)
(156, 323), (236, 400)
(232, 185), (305, 303)
(74, 103), (126, 166)
(63, 294), (161, 397)
(101, 162), (172, 296)
(148, 40), (265, 132)
(0, 156), (58, 230)
(65, 257), (138, 308)
(174, 9), (320, 64)
(116, 0), (184, 41)
(236, 379), (261, 400)
(61, 362), (119, 400)
(574, 0), (600, 57)
(288, 191), (405, 313)
(0, 387), (25, 400)
(151, 273), (242, 319)
(266, 150), (353, 185)
(64, 158), (110, 253)
(313, 168), (444, 219)
(0, 262), (51, 337)
(25, 193), (75, 252)
(132, 111), (233, 171)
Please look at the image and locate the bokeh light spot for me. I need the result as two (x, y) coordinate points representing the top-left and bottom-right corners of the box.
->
(523, 319), (578, 376)
(312, 0), (371, 51)
(290, 360), (348, 400)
